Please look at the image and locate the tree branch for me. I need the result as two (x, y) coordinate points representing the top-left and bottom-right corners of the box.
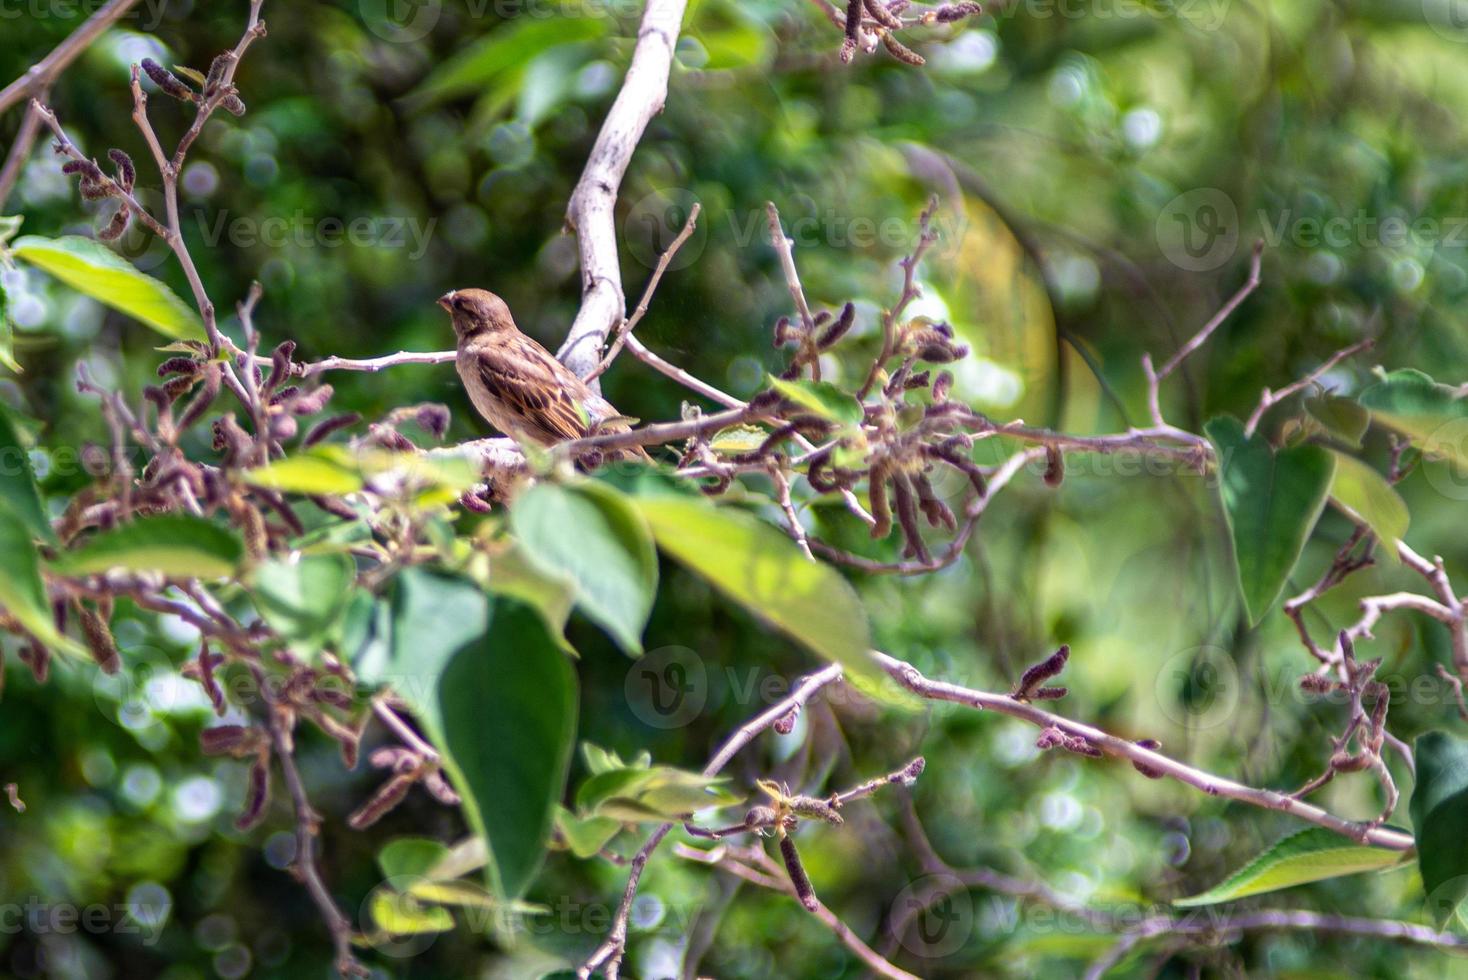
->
(558, 0), (690, 381)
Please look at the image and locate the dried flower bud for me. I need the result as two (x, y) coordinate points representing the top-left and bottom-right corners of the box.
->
(107, 149), (135, 191)
(348, 773), (416, 830)
(96, 204), (131, 242)
(774, 707), (799, 735)
(934, 0), (982, 21)
(841, 0), (862, 62)
(204, 52), (233, 92)
(780, 835), (819, 912)
(77, 604), (120, 674)
(369, 423), (415, 453)
(1043, 445), (1064, 487)
(1131, 738), (1165, 778)
(900, 757), (926, 783)
(745, 805), (778, 829)
(415, 403), (451, 440)
(269, 413), (299, 443)
(303, 412), (360, 448)
(220, 94), (246, 117)
(266, 340), (296, 390)
(868, 464), (892, 540)
(178, 365), (222, 430)
(200, 725), (255, 756)
(141, 58), (196, 101)
(817, 302), (856, 350)
(1299, 672), (1334, 693)
(864, 0), (904, 28)
(423, 769), (460, 806)
(369, 746), (420, 774)
(881, 31), (926, 66)
(235, 755), (271, 830)
(1013, 645), (1069, 700)
(158, 356), (201, 378)
(289, 384), (334, 416)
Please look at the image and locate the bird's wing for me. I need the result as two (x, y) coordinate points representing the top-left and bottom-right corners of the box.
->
(473, 336), (591, 443)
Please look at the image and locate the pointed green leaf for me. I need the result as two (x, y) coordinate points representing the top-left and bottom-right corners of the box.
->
(377, 838), (452, 882)
(0, 501), (83, 657)
(251, 553), (355, 647)
(510, 481), (656, 655)
(1205, 416), (1335, 625)
(50, 514), (242, 579)
(0, 277), (20, 373)
(243, 445), (365, 495)
(420, 598), (578, 899)
(1360, 369), (1468, 467)
(1328, 452), (1408, 564)
(0, 406), (55, 543)
(1173, 827), (1406, 907)
(632, 493), (907, 705)
(1305, 394), (1369, 447)
(767, 376), (864, 426)
(1411, 731), (1468, 925)
(407, 17), (607, 107)
(12, 235), (204, 341)
(366, 889), (453, 936)
(555, 807), (621, 859)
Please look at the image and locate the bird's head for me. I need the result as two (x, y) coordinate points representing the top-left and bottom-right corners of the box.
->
(438, 288), (516, 340)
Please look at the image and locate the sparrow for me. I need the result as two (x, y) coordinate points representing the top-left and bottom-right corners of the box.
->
(438, 288), (650, 461)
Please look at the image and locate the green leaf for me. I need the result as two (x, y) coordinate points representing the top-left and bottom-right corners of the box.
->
(377, 838), (452, 882)
(510, 481), (656, 655)
(482, 544), (575, 638)
(375, 563), (490, 692)
(576, 766), (740, 822)
(0, 405), (55, 543)
(767, 375), (865, 427)
(1205, 416), (1336, 625)
(1360, 368), (1468, 467)
(366, 889), (453, 936)
(1328, 452), (1409, 564)
(1305, 394), (1370, 447)
(0, 277), (20, 374)
(1172, 827), (1406, 907)
(554, 807), (621, 859)
(408, 17), (607, 107)
(419, 598), (578, 899)
(632, 493), (904, 704)
(50, 515), (242, 579)
(0, 501), (83, 657)
(708, 425), (770, 455)
(1411, 731), (1468, 925)
(12, 235), (203, 341)
(251, 553), (356, 648)
(243, 446), (365, 496)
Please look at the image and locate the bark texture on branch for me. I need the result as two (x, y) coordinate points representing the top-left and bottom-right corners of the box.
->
(557, 0), (689, 382)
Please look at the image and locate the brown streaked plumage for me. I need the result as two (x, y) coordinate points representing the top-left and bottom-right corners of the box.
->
(438, 288), (649, 460)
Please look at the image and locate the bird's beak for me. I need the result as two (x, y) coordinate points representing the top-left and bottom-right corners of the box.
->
(437, 291), (456, 312)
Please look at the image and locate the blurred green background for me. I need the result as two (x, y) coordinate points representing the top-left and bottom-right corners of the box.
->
(4, 0), (1468, 976)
